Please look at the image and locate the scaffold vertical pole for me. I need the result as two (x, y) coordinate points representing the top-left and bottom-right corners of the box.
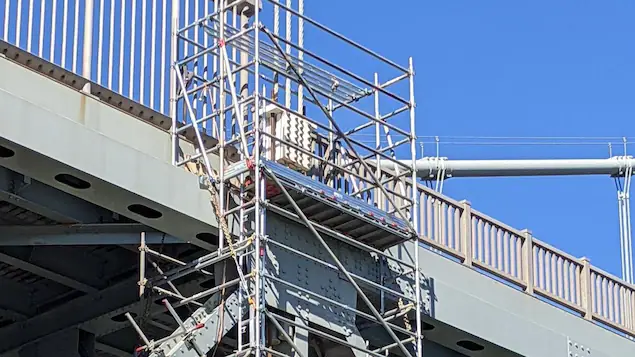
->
(254, 5), (267, 357)
(297, 0), (304, 111)
(219, 0), (227, 253)
(409, 57), (423, 357)
(285, 0), (292, 109)
(170, 0), (180, 166)
(139, 231), (146, 298)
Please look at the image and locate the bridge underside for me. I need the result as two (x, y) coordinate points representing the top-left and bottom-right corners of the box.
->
(0, 45), (634, 357)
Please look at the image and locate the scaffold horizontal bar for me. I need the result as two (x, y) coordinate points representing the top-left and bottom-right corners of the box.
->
(263, 159), (409, 234)
(262, 0), (409, 73)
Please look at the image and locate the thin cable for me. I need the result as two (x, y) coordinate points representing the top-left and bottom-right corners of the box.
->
(626, 162), (633, 283)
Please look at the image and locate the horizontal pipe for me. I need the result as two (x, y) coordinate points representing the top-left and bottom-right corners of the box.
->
(378, 156), (635, 178)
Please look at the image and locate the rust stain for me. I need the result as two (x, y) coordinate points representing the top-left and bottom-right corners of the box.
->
(78, 92), (87, 125)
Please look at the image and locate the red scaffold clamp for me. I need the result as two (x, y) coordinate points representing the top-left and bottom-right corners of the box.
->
(218, 39), (226, 48)
(246, 158), (255, 170)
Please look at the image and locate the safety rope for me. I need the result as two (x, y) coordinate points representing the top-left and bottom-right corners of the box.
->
(185, 159), (255, 306)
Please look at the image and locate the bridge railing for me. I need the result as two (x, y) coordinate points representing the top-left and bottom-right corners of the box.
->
(413, 180), (635, 337)
(0, 0), (178, 115)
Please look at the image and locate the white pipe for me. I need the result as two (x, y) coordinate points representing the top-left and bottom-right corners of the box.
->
(381, 156), (635, 178)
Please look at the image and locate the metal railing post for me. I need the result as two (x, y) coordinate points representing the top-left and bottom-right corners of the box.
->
(580, 257), (593, 320)
(460, 200), (472, 266)
(521, 229), (534, 294)
(82, 0), (95, 84)
(169, 0), (180, 165)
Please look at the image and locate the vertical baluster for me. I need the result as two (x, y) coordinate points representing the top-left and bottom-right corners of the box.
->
(556, 258), (562, 298)
(604, 279), (610, 320)
(550, 253), (557, 294)
(426, 194), (432, 239)
(496, 229), (502, 271)
(594, 273), (601, 314)
(489, 225), (496, 268)
(484, 223), (491, 265)
(510, 234), (517, 278)
(3, 0), (9, 41)
(580, 258), (592, 320)
(439, 201), (448, 247)
(118, 0), (125, 93)
(97, 0), (105, 82)
(503, 231), (509, 275)
(563, 260), (570, 302)
(16, 0), (23, 47)
(477, 220), (483, 263)
(434, 198), (440, 244)
(419, 191), (425, 238)
(128, 0), (137, 98)
(608, 281), (615, 322)
(446, 204), (453, 250)
(107, 0), (115, 88)
(454, 206), (461, 251)
(71, 0), (79, 72)
(27, 0), (33, 52)
(37, 0), (45, 57)
(149, 0), (157, 109)
(538, 247), (544, 290)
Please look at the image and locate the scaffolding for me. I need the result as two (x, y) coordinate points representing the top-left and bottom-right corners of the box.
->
(127, 1), (423, 357)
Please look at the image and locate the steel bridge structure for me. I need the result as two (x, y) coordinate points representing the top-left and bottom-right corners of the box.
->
(0, 1), (634, 357)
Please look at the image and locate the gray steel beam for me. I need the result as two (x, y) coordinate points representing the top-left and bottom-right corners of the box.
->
(94, 342), (129, 357)
(0, 248), (211, 354)
(0, 273), (192, 354)
(0, 167), (116, 224)
(0, 276), (136, 353)
(0, 55), (232, 251)
(0, 275), (35, 317)
(80, 276), (209, 338)
(0, 224), (181, 246)
(383, 157), (635, 179)
(0, 308), (27, 322)
(0, 252), (99, 294)
(0, 273), (71, 318)
(17, 328), (91, 357)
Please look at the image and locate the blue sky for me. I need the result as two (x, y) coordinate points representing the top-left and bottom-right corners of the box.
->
(2, 0), (634, 279)
(305, 0), (635, 278)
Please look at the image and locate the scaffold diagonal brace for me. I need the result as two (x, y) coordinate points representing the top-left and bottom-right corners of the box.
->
(264, 166), (415, 357)
(264, 309), (309, 357)
(260, 25), (416, 235)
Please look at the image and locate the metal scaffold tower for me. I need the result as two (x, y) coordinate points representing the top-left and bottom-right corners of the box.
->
(126, 1), (425, 357)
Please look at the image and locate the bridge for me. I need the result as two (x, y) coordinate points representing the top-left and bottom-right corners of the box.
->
(0, 1), (634, 357)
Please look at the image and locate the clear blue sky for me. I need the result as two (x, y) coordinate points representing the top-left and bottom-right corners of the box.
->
(2, 0), (633, 279)
(306, 0), (635, 278)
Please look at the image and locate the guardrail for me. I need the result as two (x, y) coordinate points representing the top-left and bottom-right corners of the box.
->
(414, 181), (635, 337)
(0, 0), (182, 116)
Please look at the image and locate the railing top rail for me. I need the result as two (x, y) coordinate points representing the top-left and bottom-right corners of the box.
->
(532, 238), (583, 266)
(590, 263), (635, 291)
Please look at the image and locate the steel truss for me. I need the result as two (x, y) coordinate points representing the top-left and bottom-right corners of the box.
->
(127, 1), (423, 357)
